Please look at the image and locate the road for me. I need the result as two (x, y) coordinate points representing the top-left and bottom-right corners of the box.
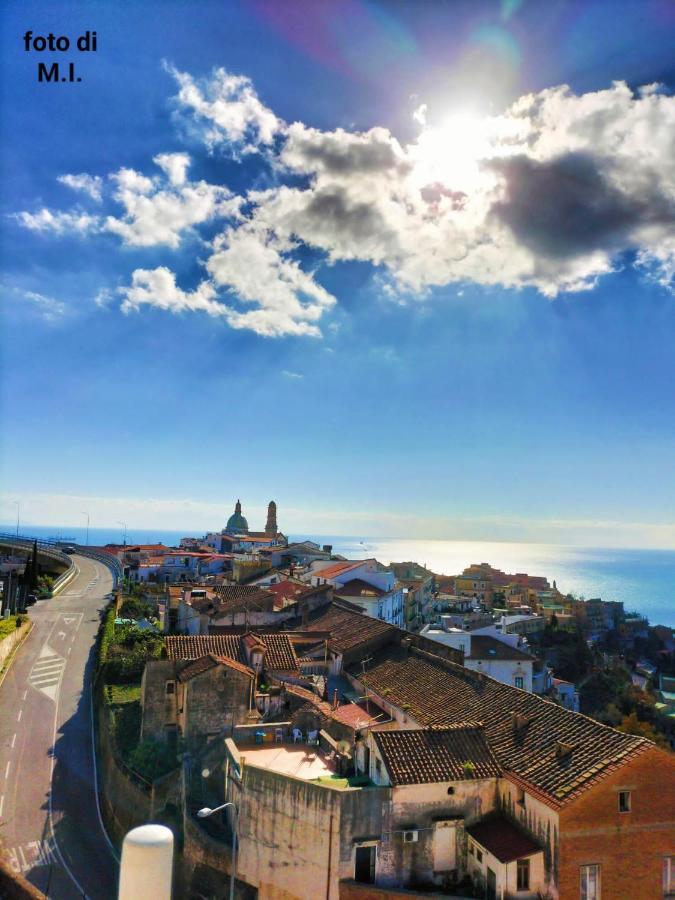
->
(0, 555), (119, 898)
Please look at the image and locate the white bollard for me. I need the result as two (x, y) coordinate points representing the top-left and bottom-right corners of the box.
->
(118, 824), (173, 900)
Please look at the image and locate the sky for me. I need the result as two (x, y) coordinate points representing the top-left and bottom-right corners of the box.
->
(1, 0), (675, 548)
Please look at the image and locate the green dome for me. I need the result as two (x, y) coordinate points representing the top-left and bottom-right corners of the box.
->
(226, 500), (248, 533)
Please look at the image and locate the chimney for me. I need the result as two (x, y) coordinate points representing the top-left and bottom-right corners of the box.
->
(332, 689), (339, 711)
(401, 636), (412, 659)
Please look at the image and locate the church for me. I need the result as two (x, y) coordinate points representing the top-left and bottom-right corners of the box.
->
(224, 499), (286, 544)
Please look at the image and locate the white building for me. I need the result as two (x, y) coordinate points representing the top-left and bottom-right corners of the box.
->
(310, 560), (404, 628)
(420, 625), (536, 692)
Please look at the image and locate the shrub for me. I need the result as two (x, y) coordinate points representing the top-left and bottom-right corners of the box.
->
(128, 738), (180, 780)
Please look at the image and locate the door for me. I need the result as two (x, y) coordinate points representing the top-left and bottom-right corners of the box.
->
(486, 867), (497, 900)
(354, 845), (376, 883)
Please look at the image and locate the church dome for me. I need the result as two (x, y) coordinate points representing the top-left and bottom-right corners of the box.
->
(226, 499), (249, 534)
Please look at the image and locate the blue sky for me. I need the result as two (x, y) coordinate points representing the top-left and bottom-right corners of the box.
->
(2, 0), (675, 547)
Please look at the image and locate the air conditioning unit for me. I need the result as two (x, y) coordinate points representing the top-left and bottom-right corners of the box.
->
(402, 830), (419, 843)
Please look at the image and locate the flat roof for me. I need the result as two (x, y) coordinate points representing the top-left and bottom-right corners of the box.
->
(238, 744), (338, 781)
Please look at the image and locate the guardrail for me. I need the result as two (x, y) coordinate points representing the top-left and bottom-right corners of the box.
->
(72, 546), (123, 587)
(0, 533), (123, 589)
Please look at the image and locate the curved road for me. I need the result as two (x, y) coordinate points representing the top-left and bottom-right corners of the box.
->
(0, 555), (119, 898)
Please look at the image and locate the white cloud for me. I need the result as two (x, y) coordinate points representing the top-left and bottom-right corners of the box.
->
(206, 225), (336, 337)
(13, 208), (100, 235)
(104, 160), (240, 248)
(167, 64), (282, 151)
(11, 71), (675, 338)
(120, 267), (226, 317)
(281, 370), (303, 379)
(57, 173), (103, 201)
(20, 289), (68, 320)
(413, 103), (427, 126)
(153, 152), (191, 186)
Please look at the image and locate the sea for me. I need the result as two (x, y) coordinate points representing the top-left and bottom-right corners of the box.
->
(3, 525), (674, 628)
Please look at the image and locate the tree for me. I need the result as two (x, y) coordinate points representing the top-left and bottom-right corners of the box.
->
(617, 712), (669, 749)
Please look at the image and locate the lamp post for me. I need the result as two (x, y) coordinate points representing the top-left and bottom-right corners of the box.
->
(117, 521), (127, 547)
(197, 802), (237, 900)
(13, 500), (20, 538)
(81, 511), (90, 546)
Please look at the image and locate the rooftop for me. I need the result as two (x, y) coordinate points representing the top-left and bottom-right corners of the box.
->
(468, 636), (535, 662)
(238, 744), (338, 781)
(303, 600), (396, 656)
(350, 645), (652, 806)
(373, 725), (500, 786)
(466, 816), (542, 863)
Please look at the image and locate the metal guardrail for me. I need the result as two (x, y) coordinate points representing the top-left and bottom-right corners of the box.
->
(0, 533), (123, 588)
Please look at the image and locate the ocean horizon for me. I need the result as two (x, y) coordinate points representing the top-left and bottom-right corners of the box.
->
(2, 524), (673, 628)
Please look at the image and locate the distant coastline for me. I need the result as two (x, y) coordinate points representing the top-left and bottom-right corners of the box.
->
(3, 524), (674, 628)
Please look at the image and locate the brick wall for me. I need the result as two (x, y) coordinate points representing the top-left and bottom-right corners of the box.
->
(559, 746), (675, 899)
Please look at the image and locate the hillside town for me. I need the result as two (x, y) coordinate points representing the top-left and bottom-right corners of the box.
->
(36, 499), (668, 899)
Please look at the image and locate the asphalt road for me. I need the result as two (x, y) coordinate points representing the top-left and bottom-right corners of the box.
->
(0, 555), (119, 898)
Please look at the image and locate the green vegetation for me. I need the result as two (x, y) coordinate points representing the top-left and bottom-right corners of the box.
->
(96, 596), (173, 783)
(0, 615), (26, 641)
(100, 612), (164, 684)
(118, 596), (158, 621)
(36, 574), (55, 598)
(128, 737), (182, 780)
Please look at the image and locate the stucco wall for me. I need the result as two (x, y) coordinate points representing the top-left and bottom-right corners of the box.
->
(0, 620), (32, 671)
(378, 779), (497, 889)
(226, 762), (390, 900)
(498, 777), (559, 896)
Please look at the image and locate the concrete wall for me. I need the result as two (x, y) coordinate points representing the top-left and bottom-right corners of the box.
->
(97, 696), (152, 845)
(0, 619), (31, 670)
(140, 659), (177, 742)
(558, 746), (675, 900)
(224, 761), (390, 900)
(378, 779), (498, 889)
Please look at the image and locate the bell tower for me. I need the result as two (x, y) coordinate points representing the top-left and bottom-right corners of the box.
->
(265, 500), (278, 537)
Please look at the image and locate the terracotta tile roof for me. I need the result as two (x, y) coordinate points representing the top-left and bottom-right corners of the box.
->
(373, 725), (500, 785)
(248, 632), (299, 672)
(165, 635), (246, 663)
(335, 578), (385, 599)
(466, 816), (542, 863)
(177, 653), (254, 682)
(281, 682), (333, 718)
(305, 601), (396, 655)
(351, 646), (651, 805)
(469, 636), (535, 662)
(313, 560), (369, 580)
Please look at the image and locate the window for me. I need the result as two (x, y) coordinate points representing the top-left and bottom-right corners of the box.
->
(517, 858), (530, 891)
(517, 787), (526, 807)
(468, 842), (474, 856)
(447, 786), (455, 795)
(618, 790), (631, 813)
(664, 856), (675, 897)
(515, 676), (524, 689)
(476, 848), (483, 863)
(580, 864), (600, 900)
(375, 758), (382, 781)
(165, 680), (175, 696)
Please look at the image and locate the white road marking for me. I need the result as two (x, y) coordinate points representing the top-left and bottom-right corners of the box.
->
(28, 645), (66, 701)
(3, 839), (56, 873)
(22, 690), (27, 700)
(0, 795), (3, 817)
(68, 647), (72, 656)
(17, 709), (22, 722)
(11, 734), (16, 749)
(5, 761), (10, 779)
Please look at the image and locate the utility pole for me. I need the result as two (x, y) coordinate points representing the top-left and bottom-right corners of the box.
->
(82, 511), (90, 546)
(13, 500), (20, 538)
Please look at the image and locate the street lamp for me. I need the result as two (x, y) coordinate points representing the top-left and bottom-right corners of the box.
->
(117, 521), (127, 547)
(197, 802), (237, 900)
(13, 501), (20, 538)
(81, 511), (90, 546)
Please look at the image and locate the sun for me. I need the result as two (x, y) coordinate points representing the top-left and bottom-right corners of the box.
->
(410, 111), (493, 194)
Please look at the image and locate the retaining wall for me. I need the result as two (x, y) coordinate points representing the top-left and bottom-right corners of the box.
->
(0, 620), (32, 671)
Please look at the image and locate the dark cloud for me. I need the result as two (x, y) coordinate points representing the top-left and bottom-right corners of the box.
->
(420, 183), (467, 209)
(490, 152), (674, 259)
(284, 126), (409, 176)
